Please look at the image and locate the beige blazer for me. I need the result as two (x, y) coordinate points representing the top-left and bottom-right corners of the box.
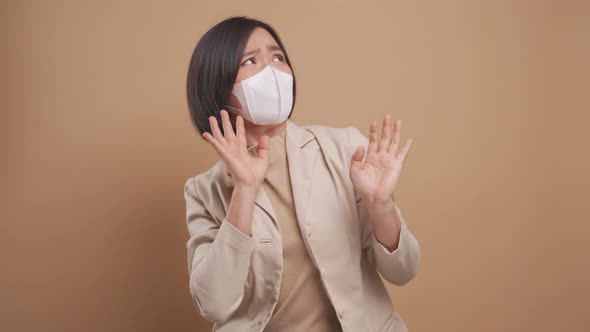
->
(184, 119), (421, 332)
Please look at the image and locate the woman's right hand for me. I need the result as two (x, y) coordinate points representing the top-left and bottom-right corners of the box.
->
(202, 110), (269, 188)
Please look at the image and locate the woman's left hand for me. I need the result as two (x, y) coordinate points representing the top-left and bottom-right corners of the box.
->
(350, 114), (413, 207)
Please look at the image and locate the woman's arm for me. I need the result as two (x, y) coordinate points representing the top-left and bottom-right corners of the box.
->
(348, 124), (421, 286)
(184, 111), (270, 322)
(355, 189), (421, 285)
(184, 177), (257, 323)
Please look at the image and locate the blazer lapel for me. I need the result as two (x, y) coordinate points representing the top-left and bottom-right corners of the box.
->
(285, 119), (319, 228)
(250, 119), (319, 230)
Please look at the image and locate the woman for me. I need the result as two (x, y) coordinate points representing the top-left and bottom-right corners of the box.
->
(184, 16), (421, 332)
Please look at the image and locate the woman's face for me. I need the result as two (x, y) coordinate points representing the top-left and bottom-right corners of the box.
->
(226, 27), (292, 111)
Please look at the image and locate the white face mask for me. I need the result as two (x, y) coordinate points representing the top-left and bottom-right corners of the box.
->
(225, 64), (294, 125)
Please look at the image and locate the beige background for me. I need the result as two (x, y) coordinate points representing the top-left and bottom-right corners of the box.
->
(2, 0), (589, 331)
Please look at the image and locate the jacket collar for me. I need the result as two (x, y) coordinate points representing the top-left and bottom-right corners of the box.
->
(286, 118), (316, 148)
(222, 118), (319, 229)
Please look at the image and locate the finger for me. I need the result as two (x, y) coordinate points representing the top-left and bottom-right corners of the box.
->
(397, 137), (413, 164)
(389, 119), (401, 156)
(368, 120), (378, 154)
(236, 115), (246, 147)
(202, 132), (229, 159)
(379, 114), (392, 152)
(220, 110), (236, 143)
(209, 116), (227, 145)
(351, 145), (365, 170)
(257, 135), (270, 161)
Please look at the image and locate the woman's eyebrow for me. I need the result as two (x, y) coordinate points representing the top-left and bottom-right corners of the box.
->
(268, 45), (282, 52)
(242, 49), (259, 57)
(242, 45), (283, 58)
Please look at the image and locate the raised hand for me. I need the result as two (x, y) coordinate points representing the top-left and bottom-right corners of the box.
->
(202, 110), (269, 188)
(350, 114), (413, 206)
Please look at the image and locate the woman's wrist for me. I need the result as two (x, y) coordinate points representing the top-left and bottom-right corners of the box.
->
(232, 184), (259, 200)
(226, 184), (260, 237)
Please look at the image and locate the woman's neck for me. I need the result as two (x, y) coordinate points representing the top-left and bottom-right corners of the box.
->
(244, 120), (287, 148)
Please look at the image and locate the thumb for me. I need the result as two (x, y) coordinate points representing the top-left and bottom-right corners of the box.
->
(351, 145), (365, 170)
(257, 135), (270, 161)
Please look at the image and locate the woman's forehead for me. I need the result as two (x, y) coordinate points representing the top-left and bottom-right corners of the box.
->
(244, 28), (279, 51)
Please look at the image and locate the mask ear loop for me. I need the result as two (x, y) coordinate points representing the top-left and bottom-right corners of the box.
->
(224, 104), (241, 115)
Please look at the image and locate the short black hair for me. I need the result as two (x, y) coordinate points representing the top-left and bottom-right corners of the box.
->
(186, 16), (297, 137)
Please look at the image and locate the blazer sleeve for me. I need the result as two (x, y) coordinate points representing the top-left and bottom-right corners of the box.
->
(347, 126), (421, 286)
(184, 177), (255, 323)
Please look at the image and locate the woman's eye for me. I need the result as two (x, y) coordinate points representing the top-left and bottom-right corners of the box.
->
(273, 54), (284, 62)
(243, 58), (254, 65)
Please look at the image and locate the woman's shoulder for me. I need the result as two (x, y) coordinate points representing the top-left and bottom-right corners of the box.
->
(184, 159), (230, 198)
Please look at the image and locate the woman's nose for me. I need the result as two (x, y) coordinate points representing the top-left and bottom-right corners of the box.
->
(260, 58), (272, 68)
(261, 54), (279, 69)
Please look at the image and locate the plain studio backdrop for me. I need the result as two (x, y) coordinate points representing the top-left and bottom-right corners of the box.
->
(1, 1), (589, 331)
